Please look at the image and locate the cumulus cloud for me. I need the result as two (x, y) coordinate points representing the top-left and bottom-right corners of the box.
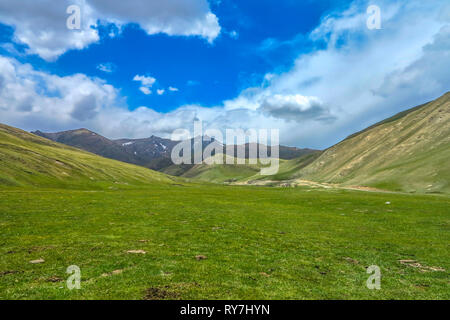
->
(0, 1), (98, 61)
(0, 55), (193, 137)
(0, 55), (287, 142)
(96, 62), (116, 73)
(157, 89), (165, 95)
(89, 0), (221, 42)
(133, 75), (156, 87)
(168, 86), (179, 92)
(0, 56), (117, 131)
(374, 25), (450, 101)
(139, 87), (152, 95)
(0, 0), (449, 149)
(134, 75), (156, 95)
(188, 0), (449, 147)
(0, 0), (221, 61)
(258, 94), (334, 122)
(228, 0), (450, 146)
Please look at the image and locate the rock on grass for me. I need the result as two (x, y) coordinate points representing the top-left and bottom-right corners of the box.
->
(29, 259), (45, 264)
(127, 250), (146, 254)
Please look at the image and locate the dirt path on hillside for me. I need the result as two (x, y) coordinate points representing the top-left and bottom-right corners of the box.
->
(233, 178), (390, 193)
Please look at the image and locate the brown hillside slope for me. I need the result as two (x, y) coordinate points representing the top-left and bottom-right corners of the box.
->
(298, 92), (450, 193)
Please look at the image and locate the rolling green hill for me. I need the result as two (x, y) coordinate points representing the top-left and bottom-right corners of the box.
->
(295, 92), (450, 193)
(177, 154), (270, 183)
(156, 142), (321, 183)
(0, 124), (175, 189)
(174, 152), (322, 184)
(248, 151), (323, 182)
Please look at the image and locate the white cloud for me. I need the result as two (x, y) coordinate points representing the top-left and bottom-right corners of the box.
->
(0, 1), (99, 61)
(168, 86), (179, 92)
(96, 62), (116, 73)
(133, 75), (156, 87)
(0, 0), (221, 61)
(0, 55), (285, 141)
(0, 55), (195, 137)
(220, 0), (450, 147)
(0, 0), (449, 149)
(139, 87), (152, 95)
(258, 94), (334, 122)
(374, 25), (450, 100)
(134, 75), (156, 95)
(0, 56), (117, 129)
(157, 89), (165, 95)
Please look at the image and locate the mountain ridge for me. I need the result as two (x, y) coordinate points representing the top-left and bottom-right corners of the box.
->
(32, 129), (318, 173)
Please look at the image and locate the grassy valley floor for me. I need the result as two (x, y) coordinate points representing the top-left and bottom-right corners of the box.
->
(0, 184), (448, 299)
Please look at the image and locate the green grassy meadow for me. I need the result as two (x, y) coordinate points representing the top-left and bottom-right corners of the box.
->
(0, 123), (449, 300)
(1, 184), (448, 300)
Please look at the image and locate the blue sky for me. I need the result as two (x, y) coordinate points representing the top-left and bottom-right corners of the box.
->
(0, 0), (449, 148)
(1, 0), (346, 112)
